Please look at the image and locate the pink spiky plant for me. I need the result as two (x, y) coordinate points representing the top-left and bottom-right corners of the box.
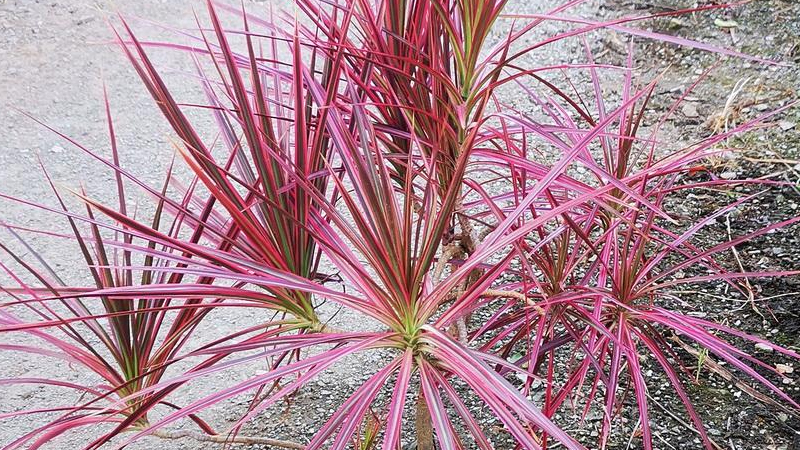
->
(1, 0), (798, 449)
(466, 57), (800, 448)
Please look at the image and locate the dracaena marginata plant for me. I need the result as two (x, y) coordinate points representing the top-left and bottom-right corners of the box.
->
(1, 0), (798, 449)
(465, 52), (800, 448)
(0, 6), (347, 447)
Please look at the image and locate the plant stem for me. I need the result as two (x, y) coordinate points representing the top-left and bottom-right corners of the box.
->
(484, 289), (545, 314)
(415, 393), (435, 450)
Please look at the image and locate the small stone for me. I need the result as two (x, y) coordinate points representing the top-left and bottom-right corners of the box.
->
(50, 144), (64, 153)
(720, 171), (737, 179)
(668, 18), (685, 29)
(776, 363), (794, 375)
(714, 18), (739, 28)
(755, 343), (773, 352)
(682, 103), (700, 118)
(777, 120), (796, 131)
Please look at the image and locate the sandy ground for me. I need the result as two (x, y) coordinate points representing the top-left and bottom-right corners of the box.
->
(0, 0), (798, 449)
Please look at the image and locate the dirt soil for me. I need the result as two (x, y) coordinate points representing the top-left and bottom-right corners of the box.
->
(578, 2), (800, 448)
(0, 0), (798, 449)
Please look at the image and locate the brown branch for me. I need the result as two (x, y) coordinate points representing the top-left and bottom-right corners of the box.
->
(151, 429), (306, 449)
(483, 289), (545, 315)
(483, 288), (527, 301)
(308, 321), (346, 335)
(432, 243), (461, 284)
(415, 394), (435, 450)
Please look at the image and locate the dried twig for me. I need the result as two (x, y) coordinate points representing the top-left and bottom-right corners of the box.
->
(151, 429), (306, 449)
(645, 392), (721, 450)
(724, 213), (762, 318)
(742, 157), (800, 166)
(670, 335), (799, 418)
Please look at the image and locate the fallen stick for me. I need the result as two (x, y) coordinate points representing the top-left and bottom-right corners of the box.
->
(151, 429), (306, 449)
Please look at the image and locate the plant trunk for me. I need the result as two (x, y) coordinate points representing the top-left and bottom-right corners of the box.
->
(416, 393), (434, 450)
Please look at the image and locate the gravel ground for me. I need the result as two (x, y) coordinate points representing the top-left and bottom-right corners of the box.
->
(0, 0), (798, 449)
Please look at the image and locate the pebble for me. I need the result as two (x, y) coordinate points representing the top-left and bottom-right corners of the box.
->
(777, 120), (796, 131)
(714, 18), (739, 28)
(681, 103), (700, 118)
(755, 343), (773, 352)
